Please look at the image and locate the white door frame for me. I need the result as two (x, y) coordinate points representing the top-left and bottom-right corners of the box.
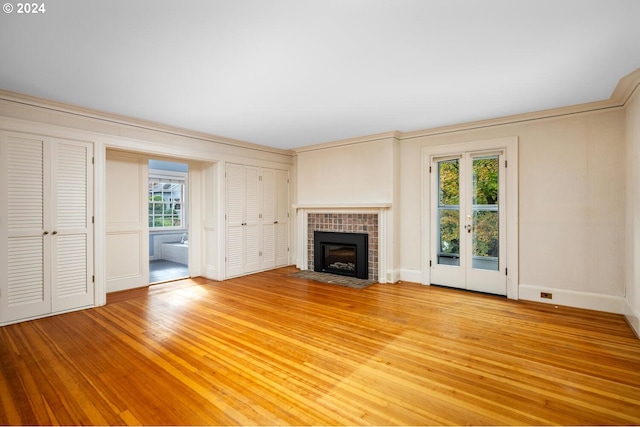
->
(421, 136), (519, 300)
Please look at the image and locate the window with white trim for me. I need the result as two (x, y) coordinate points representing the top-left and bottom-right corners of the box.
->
(148, 170), (187, 229)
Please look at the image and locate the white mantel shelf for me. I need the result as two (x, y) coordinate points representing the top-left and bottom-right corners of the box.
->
(293, 203), (391, 210)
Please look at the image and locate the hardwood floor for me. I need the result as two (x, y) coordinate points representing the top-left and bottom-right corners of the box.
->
(1, 266), (639, 425)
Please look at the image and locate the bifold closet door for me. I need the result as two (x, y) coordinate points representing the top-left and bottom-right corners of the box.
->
(50, 140), (94, 312)
(1, 133), (94, 324)
(0, 135), (50, 323)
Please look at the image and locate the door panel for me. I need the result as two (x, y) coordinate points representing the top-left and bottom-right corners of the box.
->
(105, 151), (148, 292)
(52, 140), (94, 312)
(1, 136), (50, 323)
(431, 152), (506, 295)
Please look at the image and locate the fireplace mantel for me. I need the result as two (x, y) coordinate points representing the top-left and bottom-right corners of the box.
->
(295, 203), (391, 283)
(293, 203), (391, 211)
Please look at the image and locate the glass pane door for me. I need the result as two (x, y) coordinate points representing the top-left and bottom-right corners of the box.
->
(431, 152), (506, 295)
(437, 159), (460, 266)
(471, 156), (499, 271)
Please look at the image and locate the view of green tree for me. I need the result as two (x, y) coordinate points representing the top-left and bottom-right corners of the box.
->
(437, 157), (499, 259)
(439, 160), (459, 205)
(473, 158), (498, 205)
(149, 195), (181, 227)
(472, 157), (499, 258)
(438, 160), (460, 255)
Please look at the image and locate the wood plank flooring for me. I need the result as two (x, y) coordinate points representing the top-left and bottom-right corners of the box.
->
(1, 266), (640, 425)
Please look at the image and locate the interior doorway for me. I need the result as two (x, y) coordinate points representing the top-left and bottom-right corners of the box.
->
(148, 159), (189, 283)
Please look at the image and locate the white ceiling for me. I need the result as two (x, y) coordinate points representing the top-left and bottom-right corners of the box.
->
(1, 0), (640, 150)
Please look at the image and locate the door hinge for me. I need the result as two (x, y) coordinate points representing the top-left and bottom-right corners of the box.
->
(287, 178), (290, 184)
(92, 275), (95, 283)
(288, 247), (290, 252)
(259, 251), (262, 257)
(259, 213), (262, 219)
(92, 157), (94, 165)
(429, 166), (432, 173)
(505, 268), (508, 276)
(259, 176), (262, 181)
(505, 160), (508, 168)
(225, 257), (227, 262)
(429, 260), (432, 267)
(92, 216), (94, 224)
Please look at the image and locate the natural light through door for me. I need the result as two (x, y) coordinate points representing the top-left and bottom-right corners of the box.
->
(431, 151), (507, 295)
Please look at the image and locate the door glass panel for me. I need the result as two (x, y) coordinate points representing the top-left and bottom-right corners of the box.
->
(437, 159), (460, 266)
(472, 156), (499, 270)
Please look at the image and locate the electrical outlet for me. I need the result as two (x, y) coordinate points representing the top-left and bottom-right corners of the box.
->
(540, 292), (553, 299)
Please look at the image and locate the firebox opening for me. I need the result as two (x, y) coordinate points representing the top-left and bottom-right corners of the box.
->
(314, 231), (368, 279)
(323, 244), (357, 276)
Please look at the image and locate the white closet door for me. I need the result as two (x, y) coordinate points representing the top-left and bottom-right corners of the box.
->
(226, 163), (244, 277)
(243, 166), (260, 273)
(51, 140), (94, 312)
(0, 134), (50, 323)
(261, 169), (276, 270)
(275, 170), (289, 267)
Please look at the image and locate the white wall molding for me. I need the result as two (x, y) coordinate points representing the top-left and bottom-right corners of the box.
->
(519, 284), (626, 314)
(0, 90), (293, 157)
(399, 269), (423, 284)
(625, 300), (640, 338)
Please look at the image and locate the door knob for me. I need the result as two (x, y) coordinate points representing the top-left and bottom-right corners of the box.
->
(52, 231), (58, 235)
(43, 231), (49, 235)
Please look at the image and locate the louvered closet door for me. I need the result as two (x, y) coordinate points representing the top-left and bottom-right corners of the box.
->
(261, 169), (276, 270)
(226, 164), (244, 277)
(51, 140), (94, 312)
(275, 170), (289, 267)
(243, 166), (260, 274)
(0, 134), (50, 323)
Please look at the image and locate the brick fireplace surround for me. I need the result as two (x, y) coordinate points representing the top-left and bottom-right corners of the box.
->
(295, 204), (391, 283)
(308, 213), (378, 281)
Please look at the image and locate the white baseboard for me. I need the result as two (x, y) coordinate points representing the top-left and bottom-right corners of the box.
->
(383, 269), (399, 283)
(519, 284), (625, 314)
(398, 269), (424, 285)
(202, 266), (218, 281)
(625, 300), (640, 338)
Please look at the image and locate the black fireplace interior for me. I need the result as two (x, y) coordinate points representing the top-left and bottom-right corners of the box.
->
(314, 231), (368, 279)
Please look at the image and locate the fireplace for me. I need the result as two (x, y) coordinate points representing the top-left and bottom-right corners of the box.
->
(314, 231), (368, 279)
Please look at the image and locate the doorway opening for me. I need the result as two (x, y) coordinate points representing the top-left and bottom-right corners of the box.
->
(148, 159), (189, 283)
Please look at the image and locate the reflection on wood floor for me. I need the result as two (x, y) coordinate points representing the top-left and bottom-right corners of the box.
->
(1, 266), (639, 425)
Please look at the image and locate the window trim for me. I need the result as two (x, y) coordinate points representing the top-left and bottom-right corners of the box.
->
(148, 169), (188, 231)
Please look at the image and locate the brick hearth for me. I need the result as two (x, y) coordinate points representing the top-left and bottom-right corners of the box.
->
(307, 213), (378, 281)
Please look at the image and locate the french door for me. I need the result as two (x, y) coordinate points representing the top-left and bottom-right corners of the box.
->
(430, 150), (507, 295)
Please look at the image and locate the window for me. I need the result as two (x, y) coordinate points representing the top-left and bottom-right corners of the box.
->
(148, 171), (186, 229)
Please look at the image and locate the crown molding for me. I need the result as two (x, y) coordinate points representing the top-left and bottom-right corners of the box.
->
(293, 130), (402, 153)
(611, 67), (640, 105)
(294, 67), (640, 148)
(0, 89), (294, 156)
(400, 67), (640, 141)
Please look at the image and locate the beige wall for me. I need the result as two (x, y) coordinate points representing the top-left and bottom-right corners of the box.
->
(296, 136), (397, 205)
(400, 109), (625, 305)
(297, 105), (628, 312)
(625, 85), (640, 335)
